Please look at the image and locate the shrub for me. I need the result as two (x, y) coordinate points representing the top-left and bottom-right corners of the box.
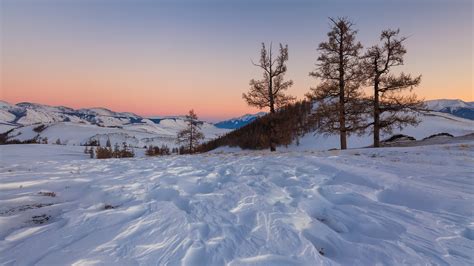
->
(31, 214), (51, 224)
(95, 143), (134, 159)
(38, 191), (56, 197)
(3, 138), (39, 145)
(145, 145), (171, 156)
(104, 204), (116, 210)
(114, 143), (134, 158)
(84, 139), (100, 146)
(423, 132), (454, 140)
(179, 146), (190, 155)
(95, 147), (113, 159)
(382, 134), (416, 143)
(33, 124), (47, 133)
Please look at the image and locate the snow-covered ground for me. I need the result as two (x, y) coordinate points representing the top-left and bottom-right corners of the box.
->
(0, 143), (473, 265)
(6, 121), (229, 148)
(282, 111), (474, 151)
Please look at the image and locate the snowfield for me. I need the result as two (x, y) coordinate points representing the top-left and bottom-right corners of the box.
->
(7, 121), (229, 148)
(0, 143), (473, 265)
(281, 111), (474, 151)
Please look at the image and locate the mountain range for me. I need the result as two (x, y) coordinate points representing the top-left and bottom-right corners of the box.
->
(0, 99), (472, 149)
(0, 101), (231, 147)
(424, 99), (474, 120)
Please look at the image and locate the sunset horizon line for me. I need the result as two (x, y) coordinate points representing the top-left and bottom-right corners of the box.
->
(2, 95), (472, 122)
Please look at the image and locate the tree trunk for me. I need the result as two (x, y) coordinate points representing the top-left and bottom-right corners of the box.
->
(339, 83), (347, 150)
(268, 61), (276, 152)
(189, 124), (193, 153)
(338, 35), (347, 150)
(268, 112), (276, 152)
(373, 78), (380, 148)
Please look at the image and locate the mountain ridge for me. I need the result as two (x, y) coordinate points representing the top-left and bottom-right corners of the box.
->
(425, 99), (474, 120)
(214, 112), (266, 129)
(1, 99), (473, 150)
(0, 101), (231, 148)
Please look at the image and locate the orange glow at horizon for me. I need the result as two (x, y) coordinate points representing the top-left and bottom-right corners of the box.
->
(2, 68), (472, 121)
(1, 64), (263, 120)
(2, 48), (472, 121)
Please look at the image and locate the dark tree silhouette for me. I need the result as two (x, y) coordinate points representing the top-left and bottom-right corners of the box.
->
(176, 109), (204, 154)
(362, 29), (423, 147)
(306, 17), (366, 150)
(196, 101), (314, 152)
(243, 42), (295, 151)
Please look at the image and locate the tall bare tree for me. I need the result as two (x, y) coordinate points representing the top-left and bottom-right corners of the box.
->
(243, 42), (295, 151)
(306, 17), (366, 150)
(362, 29), (423, 147)
(176, 109), (204, 153)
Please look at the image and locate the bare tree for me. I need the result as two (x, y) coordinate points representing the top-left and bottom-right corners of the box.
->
(362, 29), (423, 147)
(243, 42), (295, 151)
(306, 17), (366, 150)
(176, 109), (204, 154)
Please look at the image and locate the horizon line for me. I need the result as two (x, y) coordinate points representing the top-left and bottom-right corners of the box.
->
(1, 97), (472, 122)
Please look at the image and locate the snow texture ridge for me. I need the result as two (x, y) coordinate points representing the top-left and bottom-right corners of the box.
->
(0, 143), (473, 265)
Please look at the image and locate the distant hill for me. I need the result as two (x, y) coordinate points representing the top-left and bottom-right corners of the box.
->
(2, 99), (472, 151)
(214, 112), (266, 129)
(0, 101), (229, 147)
(425, 99), (474, 120)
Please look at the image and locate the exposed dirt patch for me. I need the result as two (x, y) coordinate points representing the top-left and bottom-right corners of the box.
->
(31, 214), (51, 225)
(104, 204), (118, 210)
(38, 191), (56, 197)
(0, 203), (54, 216)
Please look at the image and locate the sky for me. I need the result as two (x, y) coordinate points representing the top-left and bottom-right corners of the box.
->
(1, 0), (472, 121)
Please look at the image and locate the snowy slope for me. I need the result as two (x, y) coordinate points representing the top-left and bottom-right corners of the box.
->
(0, 142), (473, 265)
(0, 103), (18, 133)
(0, 101), (230, 147)
(0, 101), (226, 131)
(283, 111), (474, 151)
(425, 99), (474, 120)
(5, 121), (229, 148)
(425, 99), (474, 111)
(211, 111), (474, 152)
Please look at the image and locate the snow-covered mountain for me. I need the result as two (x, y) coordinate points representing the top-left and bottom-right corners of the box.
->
(2, 99), (473, 150)
(0, 101), (143, 130)
(425, 99), (474, 120)
(214, 112), (266, 129)
(0, 101), (230, 147)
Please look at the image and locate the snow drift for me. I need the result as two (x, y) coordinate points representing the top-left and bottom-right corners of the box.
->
(0, 143), (473, 265)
